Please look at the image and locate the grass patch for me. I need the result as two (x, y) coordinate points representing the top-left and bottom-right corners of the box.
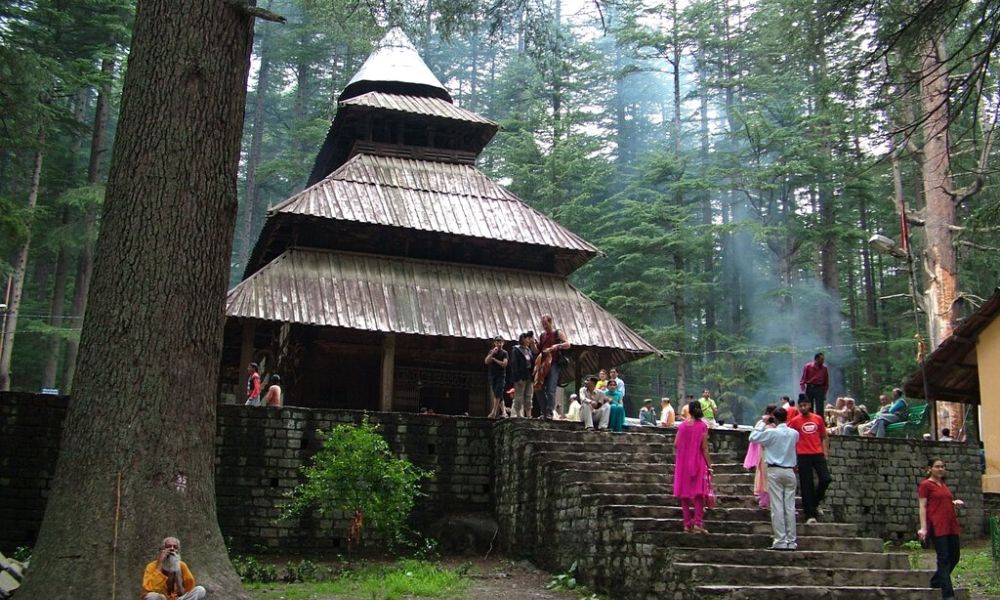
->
(247, 559), (468, 600)
(953, 548), (1000, 598)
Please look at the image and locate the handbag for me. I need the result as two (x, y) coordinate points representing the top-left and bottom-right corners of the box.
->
(557, 351), (570, 369)
(705, 471), (717, 508)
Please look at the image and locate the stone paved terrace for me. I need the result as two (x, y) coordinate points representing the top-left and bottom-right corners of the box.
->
(494, 420), (980, 599)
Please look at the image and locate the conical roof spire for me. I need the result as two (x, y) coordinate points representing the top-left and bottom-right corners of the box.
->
(339, 27), (452, 103)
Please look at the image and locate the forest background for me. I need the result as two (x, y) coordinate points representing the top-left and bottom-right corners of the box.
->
(2, 0), (999, 423)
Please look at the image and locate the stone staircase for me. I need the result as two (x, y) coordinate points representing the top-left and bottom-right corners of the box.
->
(494, 422), (966, 600)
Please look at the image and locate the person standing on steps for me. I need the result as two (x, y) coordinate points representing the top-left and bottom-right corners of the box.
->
(918, 458), (964, 600)
(533, 315), (570, 419)
(245, 362), (261, 406)
(799, 352), (829, 420)
(509, 332), (535, 418)
(749, 407), (800, 550)
(699, 388), (718, 428)
(672, 401), (713, 534)
(788, 398), (831, 524)
(485, 336), (509, 419)
(263, 373), (282, 408)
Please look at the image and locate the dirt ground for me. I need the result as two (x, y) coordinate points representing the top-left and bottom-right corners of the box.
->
(447, 558), (581, 600)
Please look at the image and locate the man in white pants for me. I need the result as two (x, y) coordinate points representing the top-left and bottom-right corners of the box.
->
(578, 376), (609, 430)
(749, 408), (800, 550)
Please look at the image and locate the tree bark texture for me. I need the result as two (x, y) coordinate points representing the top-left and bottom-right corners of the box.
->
(62, 57), (116, 393)
(919, 35), (959, 348)
(0, 135), (44, 391)
(919, 34), (963, 434)
(18, 1), (254, 598)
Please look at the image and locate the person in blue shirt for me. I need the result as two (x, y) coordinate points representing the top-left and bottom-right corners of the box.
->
(605, 380), (626, 432)
(866, 388), (908, 438)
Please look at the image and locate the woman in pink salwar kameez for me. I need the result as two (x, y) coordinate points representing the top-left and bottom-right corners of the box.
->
(673, 401), (713, 533)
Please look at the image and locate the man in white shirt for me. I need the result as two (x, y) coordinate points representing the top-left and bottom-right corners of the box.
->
(566, 394), (582, 422)
(578, 376), (609, 430)
(749, 408), (800, 550)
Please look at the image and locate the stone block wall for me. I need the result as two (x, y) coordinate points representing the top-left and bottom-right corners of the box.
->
(824, 435), (985, 540)
(216, 406), (494, 553)
(0, 393), (67, 552)
(0, 392), (493, 554)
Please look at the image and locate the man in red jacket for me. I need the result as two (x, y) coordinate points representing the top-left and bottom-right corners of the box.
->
(788, 398), (832, 524)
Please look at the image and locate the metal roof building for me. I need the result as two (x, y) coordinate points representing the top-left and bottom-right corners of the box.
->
(223, 28), (657, 414)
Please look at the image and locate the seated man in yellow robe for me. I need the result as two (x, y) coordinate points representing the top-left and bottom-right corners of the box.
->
(141, 537), (206, 600)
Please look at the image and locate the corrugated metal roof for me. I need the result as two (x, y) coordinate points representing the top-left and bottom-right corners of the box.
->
(227, 248), (658, 360)
(341, 92), (498, 127)
(270, 154), (599, 255)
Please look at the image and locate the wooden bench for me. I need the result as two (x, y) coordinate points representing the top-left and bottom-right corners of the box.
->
(886, 402), (930, 438)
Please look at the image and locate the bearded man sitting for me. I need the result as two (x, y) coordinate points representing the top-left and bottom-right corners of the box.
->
(141, 537), (206, 600)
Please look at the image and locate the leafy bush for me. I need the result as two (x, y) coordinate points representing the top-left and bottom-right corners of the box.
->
(281, 417), (433, 548)
(547, 561), (579, 591)
(284, 558), (327, 583)
(232, 555), (279, 583)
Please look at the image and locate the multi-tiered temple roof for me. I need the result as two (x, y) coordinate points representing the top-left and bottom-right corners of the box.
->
(223, 28), (657, 413)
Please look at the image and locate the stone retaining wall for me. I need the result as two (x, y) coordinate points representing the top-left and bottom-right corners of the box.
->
(0, 392), (493, 553)
(493, 420), (986, 561)
(1, 391), (985, 558)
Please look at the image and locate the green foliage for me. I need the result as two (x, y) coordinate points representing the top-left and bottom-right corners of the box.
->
(12, 546), (32, 562)
(232, 555), (279, 583)
(283, 559), (329, 583)
(547, 561), (579, 591)
(248, 559), (468, 600)
(281, 418), (433, 546)
(900, 539), (924, 570)
(991, 514), (1000, 579)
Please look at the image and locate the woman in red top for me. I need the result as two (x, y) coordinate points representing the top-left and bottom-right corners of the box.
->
(917, 458), (964, 600)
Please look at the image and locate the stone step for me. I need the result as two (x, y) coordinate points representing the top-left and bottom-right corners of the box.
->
(695, 585), (968, 599)
(552, 469), (668, 485)
(580, 492), (786, 511)
(660, 547), (911, 570)
(581, 484), (771, 508)
(626, 517), (857, 537)
(599, 503), (773, 523)
(675, 563), (935, 589)
(638, 531), (884, 553)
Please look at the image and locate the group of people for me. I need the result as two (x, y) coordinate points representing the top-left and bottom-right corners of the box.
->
(486, 314), (570, 420)
(672, 389), (965, 600)
(243, 362), (283, 408)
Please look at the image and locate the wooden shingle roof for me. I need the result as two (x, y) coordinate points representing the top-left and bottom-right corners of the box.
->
(227, 248), (658, 370)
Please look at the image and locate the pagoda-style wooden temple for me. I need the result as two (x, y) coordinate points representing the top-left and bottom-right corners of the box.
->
(221, 28), (658, 414)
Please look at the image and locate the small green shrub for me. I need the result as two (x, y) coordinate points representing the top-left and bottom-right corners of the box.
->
(284, 558), (327, 583)
(281, 416), (433, 549)
(232, 555), (279, 583)
(900, 539), (924, 569)
(547, 561), (578, 591)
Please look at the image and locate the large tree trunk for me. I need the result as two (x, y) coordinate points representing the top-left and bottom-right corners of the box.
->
(919, 33), (963, 434)
(62, 57), (116, 393)
(18, 1), (255, 597)
(919, 34), (959, 347)
(0, 133), (44, 391)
